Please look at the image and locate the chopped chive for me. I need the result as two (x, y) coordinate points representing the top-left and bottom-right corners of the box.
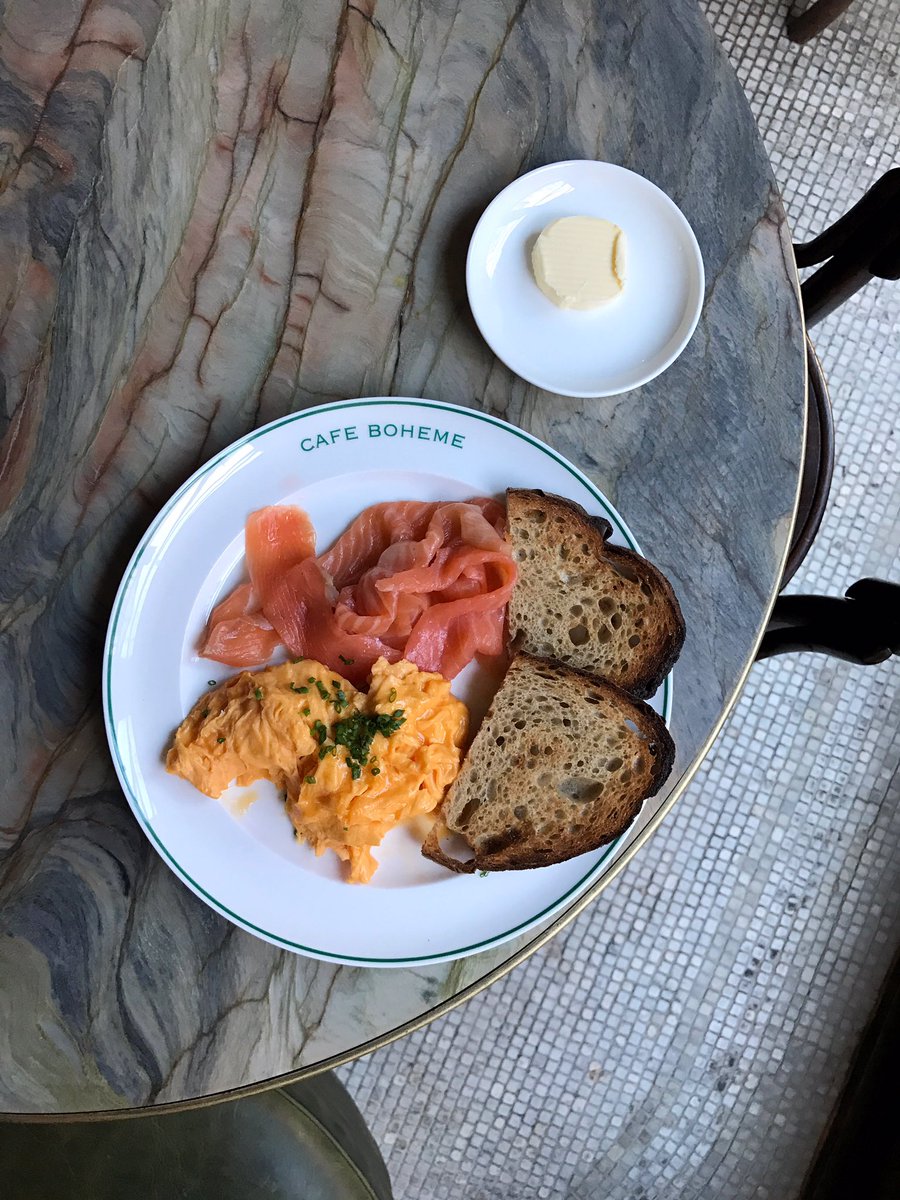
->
(314, 680), (330, 701)
(388, 688), (397, 702)
(307, 676), (316, 683)
(331, 709), (406, 769)
(207, 680), (217, 687)
(312, 719), (328, 745)
(216, 737), (226, 744)
(254, 687), (263, 700)
(339, 654), (355, 665)
(371, 766), (381, 776)
(346, 758), (362, 780)
(291, 657), (302, 664)
(305, 775), (316, 785)
(479, 870), (489, 878)
(302, 706), (310, 715)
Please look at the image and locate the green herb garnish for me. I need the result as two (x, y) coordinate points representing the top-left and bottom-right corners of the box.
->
(311, 719), (328, 745)
(318, 744), (337, 760)
(388, 688), (397, 702)
(207, 680), (217, 687)
(305, 775), (316, 785)
(290, 683), (309, 694)
(479, 870), (489, 878)
(302, 707), (310, 715)
(314, 679), (330, 701)
(332, 685), (349, 713)
(371, 766), (381, 776)
(291, 657), (302, 664)
(331, 708), (406, 776)
(217, 736), (226, 744)
(339, 654), (355, 665)
(254, 687), (263, 700)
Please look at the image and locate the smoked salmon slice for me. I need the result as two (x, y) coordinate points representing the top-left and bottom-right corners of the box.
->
(200, 581), (282, 666)
(199, 506), (316, 667)
(246, 505), (316, 597)
(318, 497), (505, 587)
(318, 501), (441, 588)
(265, 557), (400, 687)
(199, 498), (516, 681)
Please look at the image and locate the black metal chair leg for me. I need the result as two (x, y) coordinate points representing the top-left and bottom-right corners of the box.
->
(782, 342), (835, 586)
(757, 579), (900, 664)
(782, 169), (899, 581)
(787, 0), (856, 44)
(795, 169), (900, 328)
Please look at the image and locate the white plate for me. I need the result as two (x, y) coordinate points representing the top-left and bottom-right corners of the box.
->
(466, 160), (705, 397)
(103, 399), (672, 967)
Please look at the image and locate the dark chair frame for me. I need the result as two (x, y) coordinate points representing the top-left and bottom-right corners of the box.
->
(759, 579), (900, 663)
(761, 169), (899, 665)
(758, 162), (899, 1193)
(796, 169), (900, 328)
(781, 342), (834, 587)
(786, 0), (856, 45)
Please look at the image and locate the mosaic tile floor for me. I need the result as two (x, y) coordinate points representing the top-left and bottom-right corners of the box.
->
(340, 3), (900, 1196)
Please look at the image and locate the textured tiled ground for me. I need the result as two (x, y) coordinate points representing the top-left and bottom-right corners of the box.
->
(341, 3), (900, 1196)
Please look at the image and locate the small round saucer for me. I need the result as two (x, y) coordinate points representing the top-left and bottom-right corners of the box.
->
(466, 160), (705, 398)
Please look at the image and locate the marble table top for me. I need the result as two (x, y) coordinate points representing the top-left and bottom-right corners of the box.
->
(0, 0), (805, 1116)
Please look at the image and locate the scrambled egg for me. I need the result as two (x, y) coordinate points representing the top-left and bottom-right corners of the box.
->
(291, 658), (468, 882)
(166, 660), (361, 799)
(166, 657), (467, 883)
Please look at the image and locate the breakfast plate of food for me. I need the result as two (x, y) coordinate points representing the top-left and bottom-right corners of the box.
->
(103, 398), (684, 966)
(466, 159), (705, 397)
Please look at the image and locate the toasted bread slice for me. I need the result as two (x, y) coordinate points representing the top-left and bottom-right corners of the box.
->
(506, 489), (685, 699)
(422, 652), (675, 873)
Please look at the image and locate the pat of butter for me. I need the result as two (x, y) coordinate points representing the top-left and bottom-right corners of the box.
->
(531, 216), (626, 310)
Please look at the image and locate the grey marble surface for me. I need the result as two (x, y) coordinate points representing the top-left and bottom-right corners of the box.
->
(0, 0), (804, 1114)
